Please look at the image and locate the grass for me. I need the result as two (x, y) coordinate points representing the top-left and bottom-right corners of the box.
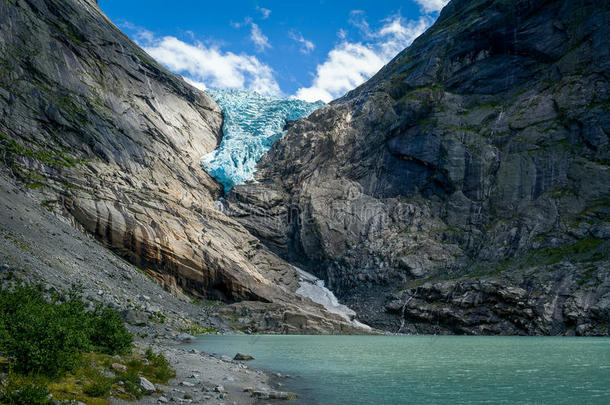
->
(396, 277), (434, 292)
(180, 320), (217, 335)
(135, 51), (156, 66)
(39, 200), (56, 210)
(0, 375), (52, 405)
(185, 291), (226, 311)
(464, 238), (608, 279)
(2, 231), (32, 253)
(47, 349), (174, 403)
(149, 312), (166, 324)
(44, 349), (174, 404)
(49, 21), (84, 45)
(395, 84), (443, 102)
(528, 238), (606, 265)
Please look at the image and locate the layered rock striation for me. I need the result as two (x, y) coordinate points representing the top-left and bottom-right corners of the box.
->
(226, 0), (610, 335)
(0, 0), (365, 333)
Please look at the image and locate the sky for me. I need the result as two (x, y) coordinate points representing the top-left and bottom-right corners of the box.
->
(98, 0), (449, 102)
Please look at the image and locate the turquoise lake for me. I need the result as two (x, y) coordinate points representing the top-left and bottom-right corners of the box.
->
(192, 335), (610, 404)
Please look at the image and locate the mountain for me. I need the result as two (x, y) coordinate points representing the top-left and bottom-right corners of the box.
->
(226, 0), (610, 335)
(1, 0), (608, 337)
(0, 0), (365, 334)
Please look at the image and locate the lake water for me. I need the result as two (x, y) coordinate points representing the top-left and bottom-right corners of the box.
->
(192, 335), (610, 404)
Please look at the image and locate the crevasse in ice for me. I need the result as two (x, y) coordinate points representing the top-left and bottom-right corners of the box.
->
(201, 89), (326, 192)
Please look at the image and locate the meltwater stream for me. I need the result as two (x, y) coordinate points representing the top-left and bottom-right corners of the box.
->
(201, 90), (325, 192)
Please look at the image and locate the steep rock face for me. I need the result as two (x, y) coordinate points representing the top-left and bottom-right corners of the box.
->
(227, 0), (610, 335)
(0, 0), (365, 333)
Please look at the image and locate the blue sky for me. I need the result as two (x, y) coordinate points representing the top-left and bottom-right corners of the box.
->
(98, 0), (448, 102)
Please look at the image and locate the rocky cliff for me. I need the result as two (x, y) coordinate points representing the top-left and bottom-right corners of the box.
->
(226, 0), (610, 335)
(0, 0), (366, 333)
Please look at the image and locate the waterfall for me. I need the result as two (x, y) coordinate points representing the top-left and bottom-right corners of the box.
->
(396, 296), (413, 334)
(294, 267), (371, 330)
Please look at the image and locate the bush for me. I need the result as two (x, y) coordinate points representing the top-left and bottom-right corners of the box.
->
(108, 347), (174, 399)
(144, 347), (175, 382)
(0, 285), (133, 377)
(119, 369), (145, 399)
(0, 286), (90, 376)
(87, 306), (133, 355)
(0, 377), (51, 405)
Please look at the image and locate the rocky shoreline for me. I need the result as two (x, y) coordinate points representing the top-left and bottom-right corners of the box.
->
(115, 339), (294, 405)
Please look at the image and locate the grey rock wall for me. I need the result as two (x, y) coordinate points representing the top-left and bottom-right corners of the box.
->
(226, 0), (610, 335)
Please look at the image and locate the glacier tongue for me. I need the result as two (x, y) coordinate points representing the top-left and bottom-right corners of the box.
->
(294, 267), (371, 330)
(200, 90), (368, 329)
(201, 89), (325, 192)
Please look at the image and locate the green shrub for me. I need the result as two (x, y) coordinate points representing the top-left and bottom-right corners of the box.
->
(0, 285), (133, 378)
(87, 306), (133, 355)
(0, 286), (90, 376)
(119, 369), (145, 399)
(0, 377), (52, 405)
(144, 347), (175, 382)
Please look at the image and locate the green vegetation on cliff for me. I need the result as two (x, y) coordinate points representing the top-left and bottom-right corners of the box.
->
(0, 132), (84, 169)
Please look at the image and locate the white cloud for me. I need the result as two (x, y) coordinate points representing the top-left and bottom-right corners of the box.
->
(375, 16), (431, 60)
(120, 22), (155, 43)
(136, 34), (281, 95)
(289, 31), (315, 54)
(182, 77), (207, 91)
(295, 15), (432, 102)
(414, 0), (449, 13)
(348, 10), (372, 36)
(256, 6), (271, 19)
(295, 42), (383, 103)
(250, 23), (271, 52)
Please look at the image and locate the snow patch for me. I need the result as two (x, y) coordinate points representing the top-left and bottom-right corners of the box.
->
(294, 267), (371, 330)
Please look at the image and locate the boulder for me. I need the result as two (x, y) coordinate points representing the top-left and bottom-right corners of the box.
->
(251, 390), (298, 400)
(137, 376), (155, 393)
(233, 353), (255, 361)
(177, 333), (195, 343)
(121, 310), (148, 326)
(111, 363), (127, 373)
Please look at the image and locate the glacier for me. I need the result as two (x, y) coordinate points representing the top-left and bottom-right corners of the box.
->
(201, 89), (326, 192)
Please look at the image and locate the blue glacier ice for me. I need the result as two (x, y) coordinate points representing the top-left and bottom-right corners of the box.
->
(201, 89), (326, 192)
